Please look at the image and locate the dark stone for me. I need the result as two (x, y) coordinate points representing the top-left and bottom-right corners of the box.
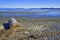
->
(28, 35), (37, 39)
(3, 23), (10, 30)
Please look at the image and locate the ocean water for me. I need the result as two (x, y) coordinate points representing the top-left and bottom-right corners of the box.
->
(0, 12), (60, 18)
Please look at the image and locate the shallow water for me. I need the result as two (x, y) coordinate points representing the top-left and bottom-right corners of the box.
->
(0, 12), (60, 18)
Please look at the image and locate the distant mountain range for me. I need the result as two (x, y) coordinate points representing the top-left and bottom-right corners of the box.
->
(0, 8), (60, 12)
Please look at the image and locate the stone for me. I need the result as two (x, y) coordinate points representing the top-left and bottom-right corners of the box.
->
(8, 18), (19, 26)
(3, 23), (10, 29)
(3, 18), (19, 30)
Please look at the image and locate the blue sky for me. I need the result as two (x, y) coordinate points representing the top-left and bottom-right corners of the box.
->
(0, 0), (60, 8)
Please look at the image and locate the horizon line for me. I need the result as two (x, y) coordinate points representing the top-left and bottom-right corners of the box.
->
(0, 7), (60, 8)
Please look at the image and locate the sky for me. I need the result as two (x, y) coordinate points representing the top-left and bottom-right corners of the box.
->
(0, 0), (60, 8)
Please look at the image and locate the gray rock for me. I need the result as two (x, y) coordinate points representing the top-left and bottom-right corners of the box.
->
(3, 18), (19, 29)
(8, 18), (19, 26)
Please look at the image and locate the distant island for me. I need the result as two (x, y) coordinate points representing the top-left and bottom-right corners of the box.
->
(0, 8), (60, 12)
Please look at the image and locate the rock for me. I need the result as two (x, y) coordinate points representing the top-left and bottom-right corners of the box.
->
(8, 18), (19, 26)
(28, 34), (38, 39)
(23, 31), (30, 35)
(3, 18), (19, 30)
(3, 23), (10, 29)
